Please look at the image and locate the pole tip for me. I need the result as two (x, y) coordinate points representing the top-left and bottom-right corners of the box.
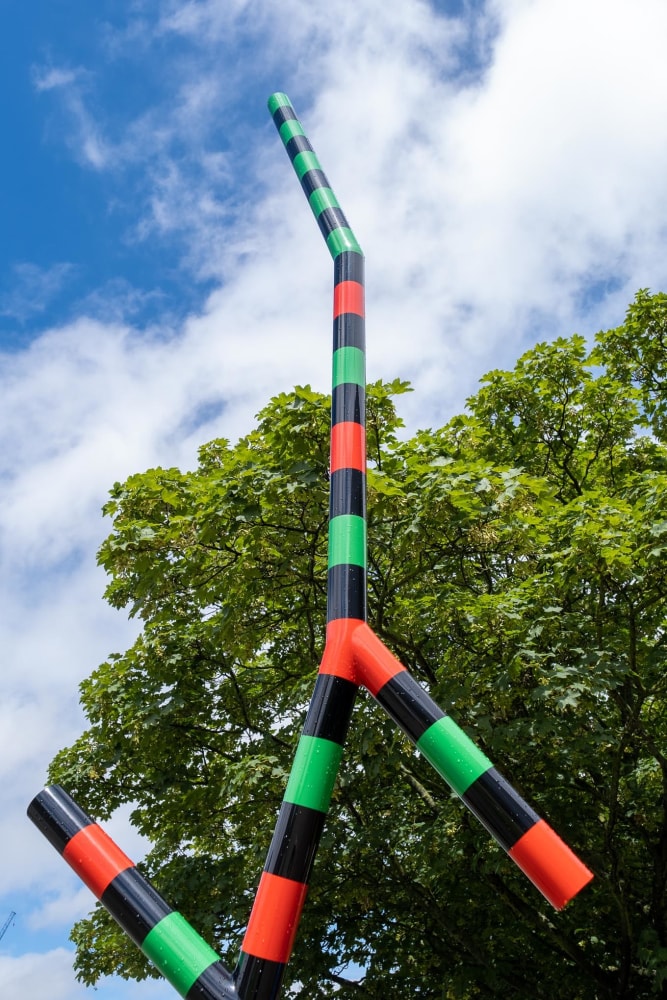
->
(267, 92), (293, 115)
(509, 820), (594, 910)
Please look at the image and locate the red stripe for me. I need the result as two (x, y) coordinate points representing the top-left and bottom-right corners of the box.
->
(319, 619), (363, 683)
(241, 871), (308, 963)
(330, 422), (365, 473)
(509, 819), (593, 910)
(333, 280), (364, 319)
(63, 824), (134, 898)
(351, 623), (407, 697)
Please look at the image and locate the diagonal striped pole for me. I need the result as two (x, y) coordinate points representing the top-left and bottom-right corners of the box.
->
(28, 785), (238, 1000)
(345, 621), (593, 909)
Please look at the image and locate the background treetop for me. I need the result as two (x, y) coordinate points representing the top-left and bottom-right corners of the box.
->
(50, 290), (667, 998)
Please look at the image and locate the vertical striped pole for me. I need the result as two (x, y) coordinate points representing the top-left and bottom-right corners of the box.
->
(234, 93), (367, 1000)
(28, 786), (238, 1000)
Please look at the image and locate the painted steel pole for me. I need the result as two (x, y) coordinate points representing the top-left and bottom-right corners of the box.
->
(28, 93), (593, 1000)
(28, 785), (238, 1000)
(233, 92), (368, 1000)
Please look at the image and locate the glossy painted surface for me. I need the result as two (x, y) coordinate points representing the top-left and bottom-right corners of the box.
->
(28, 92), (593, 1000)
(232, 94), (370, 1000)
(27, 786), (238, 1000)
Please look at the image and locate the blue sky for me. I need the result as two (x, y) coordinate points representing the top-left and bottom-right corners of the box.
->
(2, 1), (667, 997)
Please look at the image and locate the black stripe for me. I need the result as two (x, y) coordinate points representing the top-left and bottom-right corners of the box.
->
(316, 206), (350, 241)
(234, 954), (285, 1000)
(263, 803), (326, 883)
(299, 167), (331, 200)
(330, 468), (365, 519)
(272, 105), (298, 129)
(27, 785), (92, 854)
(332, 383), (365, 427)
(334, 250), (365, 284)
(375, 673), (445, 743)
(285, 134), (313, 162)
(101, 867), (172, 947)
(333, 313), (365, 352)
(302, 674), (358, 743)
(186, 961), (238, 999)
(462, 768), (540, 851)
(327, 565), (366, 622)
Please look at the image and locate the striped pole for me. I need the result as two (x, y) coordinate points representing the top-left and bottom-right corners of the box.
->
(233, 93), (368, 1000)
(348, 622), (593, 910)
(234, 669), (357, 999)
(27, 93), (593, 1000)
(27, 786), (238, 1000)
(266, 94), (366, 623)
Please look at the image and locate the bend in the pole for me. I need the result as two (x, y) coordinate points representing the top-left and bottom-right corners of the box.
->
(231, 94), (370, 999)
(267, 93), (363, 260)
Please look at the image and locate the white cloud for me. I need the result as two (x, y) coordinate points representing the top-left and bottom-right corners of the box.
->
(0, 948), (172, 999)
(443, 0), (667, 278)
(28, 888), (93, 932)
(0, 949), (88, 998)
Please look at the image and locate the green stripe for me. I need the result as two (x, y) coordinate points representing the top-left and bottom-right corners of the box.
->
(417, 717), (492, 797)
(333, 346), (365, 388)
(328, 514), (366, 569)
(309, 186), (340, 215)
(268, 92), (292, 114)
(284, 735), (343, 812)
(279, 118), (305, 143)
(141, 913), (220, 997)
(327, 227), (363, 257)
(294, 150), (322, 179)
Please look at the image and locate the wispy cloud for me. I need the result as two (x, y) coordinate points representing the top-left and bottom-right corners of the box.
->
(156, 0), (265, 40)
(0, 262), (75, 324)
(74, 278), (169, 325)
(32, 66), (81, 93)
(32, 63), (111, 169)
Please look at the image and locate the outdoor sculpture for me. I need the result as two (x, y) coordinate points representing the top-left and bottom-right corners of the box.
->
(28, 94), (593, 1000)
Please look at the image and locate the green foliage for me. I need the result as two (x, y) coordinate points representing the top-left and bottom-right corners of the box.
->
(49, 295), (667, 998)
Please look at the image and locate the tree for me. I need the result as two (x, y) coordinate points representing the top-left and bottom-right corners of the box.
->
(49, 291), (667, 998)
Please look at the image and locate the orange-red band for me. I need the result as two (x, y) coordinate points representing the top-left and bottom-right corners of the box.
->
(241, 871), (309, 963)
(509, 819), (593, 910)
(319, 619), (364, 683)
(351, 623), (407, 697)
(333, 280), (364, 319)
(63, 824), (134, 898)
(330, 422), (365, 473)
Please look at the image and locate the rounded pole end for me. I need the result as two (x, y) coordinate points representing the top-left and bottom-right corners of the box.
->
(268, 92), (293, 115)
(509, 819), (594, 910)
